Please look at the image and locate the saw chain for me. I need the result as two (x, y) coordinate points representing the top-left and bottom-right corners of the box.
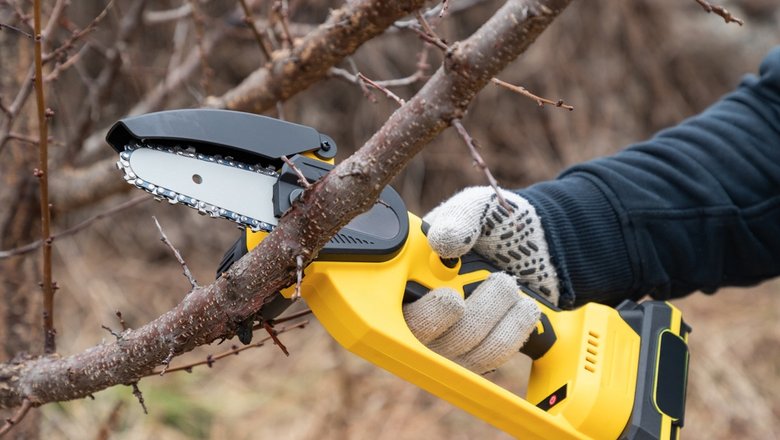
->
(116, 143), (279, 232)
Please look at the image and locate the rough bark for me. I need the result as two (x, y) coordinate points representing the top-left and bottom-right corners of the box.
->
(0, 0), (571, 409)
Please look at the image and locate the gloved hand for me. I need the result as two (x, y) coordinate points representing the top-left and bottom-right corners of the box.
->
(403, 187), (561, 373)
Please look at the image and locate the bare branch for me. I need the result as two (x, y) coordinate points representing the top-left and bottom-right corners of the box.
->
(0, 96), (10, 116)
(693, 0), (744, 25)
(152, 217), (198, 289)
(262, 321), (290, 356)
(206, 0), (430, 112)
(143, 4), (191, 24)
(358, 72), (406, 106)
(238, 0), (273, 61)
(281, 156), (311, 189)
(272, 0), (293, 49)
(32, 0), (56, 354)
(147, 321), (307, 376)
(158, 349), (176, 376)
(330, 66), (426, 89)
(347, 58), (378, 103)
(130, 383), (147, 415)
(393, 0), (489, 29)
(0, 0), (69, 152)
(331, 48), (429, 91)
(491, 77), (573, 110)
(452, 119), (512, 211)
(100, 325), (122, 340)
(0, 22), (33, 39)
(0, 398), (33, 438)
(115, 311), (127, 331)
(41, 0), (115, 64)
(0, 196), (148, 260)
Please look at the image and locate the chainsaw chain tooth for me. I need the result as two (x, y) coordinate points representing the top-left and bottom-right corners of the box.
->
(116, 143), (279, 232)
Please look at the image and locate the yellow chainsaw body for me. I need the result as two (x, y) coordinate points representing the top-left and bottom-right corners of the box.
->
(246, 214), (688, 440)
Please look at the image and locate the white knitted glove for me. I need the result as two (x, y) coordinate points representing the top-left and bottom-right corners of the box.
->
(403, 187), (560, 374)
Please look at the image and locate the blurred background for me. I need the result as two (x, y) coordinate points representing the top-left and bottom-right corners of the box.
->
(1, 0), (779, 438)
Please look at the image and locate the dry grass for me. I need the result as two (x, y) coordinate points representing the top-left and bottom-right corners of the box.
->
(7, 0), (779, 438)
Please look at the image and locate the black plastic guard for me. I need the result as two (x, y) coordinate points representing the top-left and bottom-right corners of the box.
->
(106, 109), (337, 166)
(273, 155), (410, 262)
(617, 300), (690, 440)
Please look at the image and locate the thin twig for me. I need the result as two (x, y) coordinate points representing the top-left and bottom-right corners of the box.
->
(414, 11), (448, 51)
(2, 0), (34, 30)
(393, 0), (488, 30)
(0, 22), (33, 39)
(263, 321), (289, 356)
(115, 311), (127, 331)
(693, 0), (743, 25)
(452, 119), (512, 211)
(146, 321), (307, 376)
(5, 132), (54, 145)
(491, 78), (574, 111)
(0, 398), (33, 438)
(101, 325), (122, 340)
(158, 348), (176, 376)
(330, 50), (429, 89)
(0, 0), (67, 153)
(238, 0), (273, 61)
(41, 0), (115, 64)
(143, 4), (192, 24)
(130, 383), (147, 415)
(348, 58), (377, 103)
(0, 196), (149, 260)
(152, 217), (198, 288)
(357, 73), (405, 106)
(330, 67), (426, 89)
(281, 156), (311, 188)
(44, 45), (86, 82)
(272, 0), (293, 49)
(32, 0), (56, 354)
(0, 96), (10, 116)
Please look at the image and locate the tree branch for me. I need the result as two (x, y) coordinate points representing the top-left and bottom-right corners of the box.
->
(205, 0), (429, 112)
(0, 194), (147, 259)
(693, 0), (743, 25)
(0, 0), (570, 410)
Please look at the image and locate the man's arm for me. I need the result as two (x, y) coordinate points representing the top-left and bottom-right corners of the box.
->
(520, 47), (780, 308)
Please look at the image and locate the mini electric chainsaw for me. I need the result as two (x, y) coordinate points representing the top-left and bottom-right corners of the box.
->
(107, 109), (690, 440)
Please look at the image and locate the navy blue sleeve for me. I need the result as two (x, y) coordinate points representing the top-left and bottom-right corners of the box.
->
(518, 47), (780, 309)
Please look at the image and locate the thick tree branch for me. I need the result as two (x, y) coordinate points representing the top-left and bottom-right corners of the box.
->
(205, 0), (428, 113)
(0, 0), (570, 409)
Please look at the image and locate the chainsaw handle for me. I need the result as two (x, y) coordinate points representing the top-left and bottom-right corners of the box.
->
(399, 233), (559, 361)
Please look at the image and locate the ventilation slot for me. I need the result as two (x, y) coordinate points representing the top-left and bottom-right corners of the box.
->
(584, 330), (600, 373)
(330, 233), (374, 245)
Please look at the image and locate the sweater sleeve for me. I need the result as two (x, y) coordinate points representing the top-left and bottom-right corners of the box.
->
(518, 46), (780, 309)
